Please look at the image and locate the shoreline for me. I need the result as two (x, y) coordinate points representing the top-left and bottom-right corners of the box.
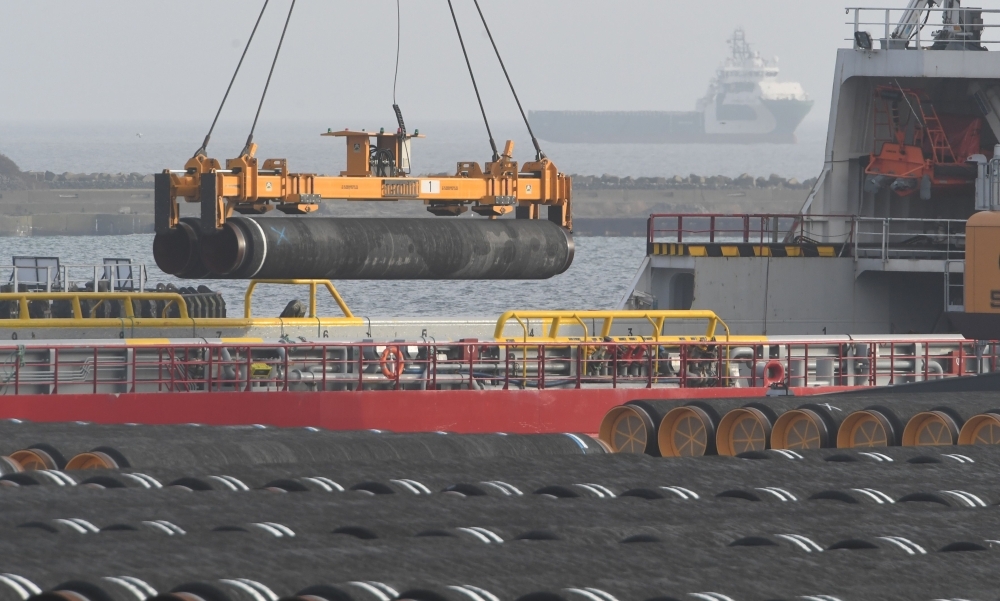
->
(0, 185), (806, 237)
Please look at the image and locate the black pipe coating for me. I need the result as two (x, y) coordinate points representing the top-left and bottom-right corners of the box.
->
(152, 218), (212, 279)
(187, 217), (574, 280)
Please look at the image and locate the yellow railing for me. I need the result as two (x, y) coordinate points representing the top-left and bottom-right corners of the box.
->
(244, 279), (355, 319)
(493, 309), (731, 343)
(0, 292), (188, 320)
(0, 280), (362, 329)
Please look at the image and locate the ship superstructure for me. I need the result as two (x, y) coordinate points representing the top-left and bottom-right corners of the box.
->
(696, 28), (813, 139)
(529, 28), (814, 144)
(622, 2), (1000, 338)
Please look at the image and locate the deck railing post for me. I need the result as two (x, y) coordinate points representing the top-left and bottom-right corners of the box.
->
(431, 345), (438, 390)
(890, 342), (895, 385)
(680, 345), (687, 388)
(718, 344), (725, 388)
(283, 345), (290, 391)
(358, 345), (364, 391)
(244, 348), (252, 392)
(924, 343), (929, 381)
(207, 346), (214, 392)
(803, 344), (809, 388)
(539, 345), (545, 390)
(576, 344), (583, 389)
(469, 343), (476, 391)
(13, 347), (19, 395)
(322, 345), (328, 391)
(885, 9), (891, 48)
(503, 344), (510, 390)
(130, 345), (136, 393)
(837, 343), (844, 387)
(612, 343), (618, 389)
(647, 344), (653, 388)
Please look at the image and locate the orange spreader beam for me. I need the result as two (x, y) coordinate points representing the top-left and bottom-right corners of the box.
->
(159, 130), (572, 233)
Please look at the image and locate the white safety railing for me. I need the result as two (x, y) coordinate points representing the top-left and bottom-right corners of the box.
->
(971, 146), (1000, 211)
(853, 217), (966, 261)
(2, 261), (147, 293)
(945, 259), (965, 312)
(847, 6), (1000, 50)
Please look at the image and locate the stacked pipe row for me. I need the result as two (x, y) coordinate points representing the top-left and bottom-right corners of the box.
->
(598, 391), (1000, 457)
(0, 425), (603, 473)
(4, 420), (1000, 599)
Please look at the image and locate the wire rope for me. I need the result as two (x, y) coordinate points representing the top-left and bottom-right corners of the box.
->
(472, 0), (545, 160)
(194, 0), (270, 158)
(242, 0), (296, 156)
(446, 0), (498, 161)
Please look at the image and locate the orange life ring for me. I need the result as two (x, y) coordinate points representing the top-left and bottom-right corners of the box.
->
(380, 346), (403, 379)
(762, 360), (785, 387)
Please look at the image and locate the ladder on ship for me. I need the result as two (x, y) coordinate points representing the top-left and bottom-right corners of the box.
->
(913, 90), (956, 164)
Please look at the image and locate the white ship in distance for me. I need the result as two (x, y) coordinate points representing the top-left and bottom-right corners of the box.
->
(530, 28), (814, 144)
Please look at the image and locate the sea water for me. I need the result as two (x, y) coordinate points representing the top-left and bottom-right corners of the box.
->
(1, 235), (646, 318)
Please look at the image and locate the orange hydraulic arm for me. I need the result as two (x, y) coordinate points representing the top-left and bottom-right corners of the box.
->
(155, 130), (572, 234)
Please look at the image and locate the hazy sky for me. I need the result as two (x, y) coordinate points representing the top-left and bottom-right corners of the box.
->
(0, 1), (911, 126)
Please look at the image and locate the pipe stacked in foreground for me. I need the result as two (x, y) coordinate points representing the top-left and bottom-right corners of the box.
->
(2, 419), (1000, 600)
(598, 390), (1000, 457)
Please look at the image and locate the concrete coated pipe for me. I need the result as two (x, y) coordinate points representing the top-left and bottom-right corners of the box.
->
(837, 405), (906, 448)
(715, 403), (779, 456)
(657, 402), (723, 457)
(958, 410), (1000, 445)
(902, 406), (966, 447)
(598, 400), (675, 455)
(771, 403), (842, 451)
(194, 216), (575, 280)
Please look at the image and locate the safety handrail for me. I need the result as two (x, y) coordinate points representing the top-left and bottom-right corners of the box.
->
(846, 7), (1000, 51)
(0, 337), (988, 395)
(494, 310), (730, 342)
(647, 213), (853, 246)
(0, 292), (188, 320)
(244, 279), (355, 319)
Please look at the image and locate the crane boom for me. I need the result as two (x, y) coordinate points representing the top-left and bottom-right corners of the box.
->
(892, 0), (964, 43)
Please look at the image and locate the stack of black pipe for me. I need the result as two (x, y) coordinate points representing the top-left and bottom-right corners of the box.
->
(153, 217), (575, 280)
(3, 417), (1000, 600)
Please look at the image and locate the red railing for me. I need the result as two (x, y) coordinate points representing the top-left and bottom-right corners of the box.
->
(647, 213), (854, 247)
(0, 339), (994, 395)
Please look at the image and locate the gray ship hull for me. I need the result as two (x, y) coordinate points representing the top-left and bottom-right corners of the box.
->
(530, 99), (813, 144)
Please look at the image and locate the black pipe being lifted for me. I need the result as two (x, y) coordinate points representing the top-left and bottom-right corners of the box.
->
(155, 217), (574, 280)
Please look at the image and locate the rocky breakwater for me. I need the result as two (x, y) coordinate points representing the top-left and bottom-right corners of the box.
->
(0, 150), (818, 237)
(569, 172), (818, 236)
(0, 153), (156, 236)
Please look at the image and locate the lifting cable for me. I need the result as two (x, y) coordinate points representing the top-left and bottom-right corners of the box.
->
(446, 0), (499, 161)
(193, 0), (271, 158)
(392, 0), (411, 175)
(242, 0), (297, 157)
(472, 0), (545, 160)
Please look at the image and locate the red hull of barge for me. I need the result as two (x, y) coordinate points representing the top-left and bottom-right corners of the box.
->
(0, 387), (848, 434)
